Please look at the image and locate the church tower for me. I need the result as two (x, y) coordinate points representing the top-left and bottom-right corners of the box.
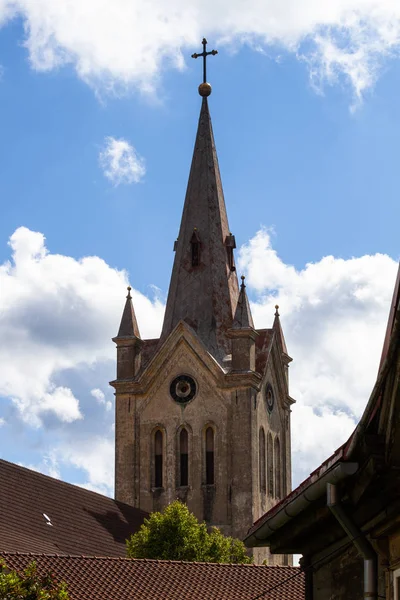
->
(111, 40), (294, 564)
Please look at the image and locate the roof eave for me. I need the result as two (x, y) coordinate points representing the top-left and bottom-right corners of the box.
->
(244, 461), (358, 548)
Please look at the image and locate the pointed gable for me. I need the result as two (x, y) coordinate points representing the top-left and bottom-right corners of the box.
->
(116, 287), (140, 339)
(233, 276), (255, 330)
(273, 305), (288, 356)
(161, 97), (239, 363)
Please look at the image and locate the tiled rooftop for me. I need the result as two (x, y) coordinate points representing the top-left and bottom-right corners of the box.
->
(0, 459), (147, 556)
(1, 553), (305, 600)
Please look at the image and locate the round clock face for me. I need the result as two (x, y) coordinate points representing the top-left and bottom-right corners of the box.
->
(265, 383), (275, 412)
(170, 375), (197, 404)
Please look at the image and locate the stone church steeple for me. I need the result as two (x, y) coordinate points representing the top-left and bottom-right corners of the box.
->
(161, 96), (239, 362)
(111, 44), (294, 564)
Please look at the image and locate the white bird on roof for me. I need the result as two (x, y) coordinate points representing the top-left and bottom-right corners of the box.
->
(42, 513), (53, 526)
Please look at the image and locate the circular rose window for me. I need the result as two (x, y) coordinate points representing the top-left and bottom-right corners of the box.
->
(265, 383), (275, 412)
(170, 375), (197, 404)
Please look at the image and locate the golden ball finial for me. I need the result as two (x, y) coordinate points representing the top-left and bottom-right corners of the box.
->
(198, 82), (212, 97)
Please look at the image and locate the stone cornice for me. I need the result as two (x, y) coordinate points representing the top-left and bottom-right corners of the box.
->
(110, 368), (263, 395)
(224, 370), (262, 390)
(112, 336), (142, 347)
(227, 327), (259, 341)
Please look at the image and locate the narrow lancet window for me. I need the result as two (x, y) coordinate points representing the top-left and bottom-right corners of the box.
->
(180, 428), (189, 486)
(259, 428), (266, 494)
(190, 229), (201, 267)
(154, 430), (163, 488)
(192, 242), (200, 266)
(267, 433), (274, 497)
(205, 427), (215, 485)
(274, 437), (281, 498)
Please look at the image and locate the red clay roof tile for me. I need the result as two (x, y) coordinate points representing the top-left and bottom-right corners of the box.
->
(0, 553), (305, 600)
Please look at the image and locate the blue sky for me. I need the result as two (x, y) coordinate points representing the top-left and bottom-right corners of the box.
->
(2, 18), (400, 283)
(0, 4), (399, 495)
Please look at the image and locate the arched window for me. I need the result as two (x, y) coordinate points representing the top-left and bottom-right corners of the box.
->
(267, 433), (274, 497)
(259, 428), (266, 494)
(205, 427), (215, 485)
(154, 430), (163, 488)
(274, 437), (281, 498)
(180, 428), (189, 486)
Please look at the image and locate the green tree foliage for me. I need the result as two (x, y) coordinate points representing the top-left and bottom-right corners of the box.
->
(126, 500), (252, 564)
(0, 559), (69, 599)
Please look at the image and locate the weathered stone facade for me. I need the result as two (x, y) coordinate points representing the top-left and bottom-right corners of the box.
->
(111, 94), (294, 565)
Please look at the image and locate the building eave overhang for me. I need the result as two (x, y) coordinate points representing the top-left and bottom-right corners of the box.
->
(244, 460), (358, 548)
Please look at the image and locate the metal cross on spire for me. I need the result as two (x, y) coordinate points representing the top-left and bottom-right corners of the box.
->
(191, 38), (218, 97)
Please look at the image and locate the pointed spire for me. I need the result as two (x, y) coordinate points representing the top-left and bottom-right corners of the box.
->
(161, 97), (239, 361)
(117, 286), (141, 338)
(233, 276), (254, 329)
(273, 304), (288, 355)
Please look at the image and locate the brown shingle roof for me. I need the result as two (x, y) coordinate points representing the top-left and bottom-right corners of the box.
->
(0, 553), (305, 600)
(0, 459), (147, 556)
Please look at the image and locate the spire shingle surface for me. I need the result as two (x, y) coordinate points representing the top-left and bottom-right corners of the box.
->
(161, 97), (239, 361)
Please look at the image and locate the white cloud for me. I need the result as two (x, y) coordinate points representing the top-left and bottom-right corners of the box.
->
(0, 417), (5, 427)
(0, 1), (400, 101)
(60, 436), (115, 497)
(91, 388), (105, 403)
(238, 228), (398, 484)
(99, 137), (145, 186)
(74, 481), (113, 496)
(12, 386), (82, 428)
(91, 388), (112, 411)
(0, 226), (164, 428)
(291, 406), (356, 481)
(20, 452), (61, 479)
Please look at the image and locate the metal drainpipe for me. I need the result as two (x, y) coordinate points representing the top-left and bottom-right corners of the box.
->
(327, 483), (377, 600)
